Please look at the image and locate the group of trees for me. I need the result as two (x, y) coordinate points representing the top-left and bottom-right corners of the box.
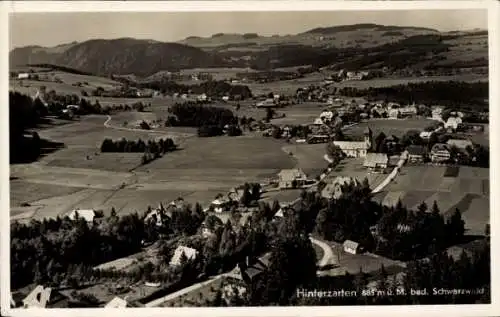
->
(338, 81), (488, 112)
(100, 137), (177, 166)
(11, 213), (146, 289)
(166, 102), (238, 128)
(376, 201), (465, 260)
(136, 79), (252, 100)
(100, 137), (176, 154)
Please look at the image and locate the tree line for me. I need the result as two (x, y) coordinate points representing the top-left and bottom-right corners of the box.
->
(337, 81), (488, 111)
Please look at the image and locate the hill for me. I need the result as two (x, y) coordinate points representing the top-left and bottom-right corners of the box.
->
(10, 25), (488, 77)
(10, 38), (225, 77)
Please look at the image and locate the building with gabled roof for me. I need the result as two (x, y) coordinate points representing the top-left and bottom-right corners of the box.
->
(363, 153), (389, 172)
(406, 145), (427, 163)
(343, 240), (362, 254)
(105, 296), (128, 308)
(447, 139), (473, 150)
(169, 245), (199, 266)
(66, 209), (98, 223)
(278, 168), (308, 189)
(321, 176), (359, 199)
(430, 143), (451, 163)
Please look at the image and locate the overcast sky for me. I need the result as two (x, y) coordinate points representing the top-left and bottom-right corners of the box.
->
(9, 10), (488, 49)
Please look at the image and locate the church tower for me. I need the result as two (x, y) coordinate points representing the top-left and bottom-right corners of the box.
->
(364, 127), (373, 149)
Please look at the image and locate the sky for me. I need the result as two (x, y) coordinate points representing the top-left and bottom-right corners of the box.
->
(9, 9), (488, 49)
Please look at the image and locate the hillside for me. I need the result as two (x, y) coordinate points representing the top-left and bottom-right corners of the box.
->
(10, 24), (488, 77)
(10, 38), (225, 77)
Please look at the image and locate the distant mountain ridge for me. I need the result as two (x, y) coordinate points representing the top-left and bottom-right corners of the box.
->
(10, 24), (488, 77)
(10, 38), (223, 77)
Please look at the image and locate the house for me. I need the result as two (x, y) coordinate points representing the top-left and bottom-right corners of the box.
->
(447, 139), (473, 150)
(256, 99), (276, 108)
(20, 285), (68, 308)
(363, 153), (389, 172)
(239, 254), (271, 284)
(18, 73), (30, 80)
(419, 131), (434, 140)
(343, 240), (362, 254)
(430, 143), (451, 163)
(278, 168), (308, 189)
(444, 117), (463, 131)
(406, 145), (427, 163)
(66, 209), (98, 223)
(206, 197), (232, 213)
(222, 96), (230, 102)
(399, 105), (417, 117)
(389, 109), (400, 119)
(321, 176), (358, 199)
(307, 135), (330, 144)
(169, 246), (199, 266)
(318, 111), (334, 123)
(105, 296), (128, 308)
(333, 141), (369, 158)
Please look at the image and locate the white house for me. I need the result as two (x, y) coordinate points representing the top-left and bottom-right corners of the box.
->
(222, 96), (230, 102)
(343, 240), (361, 255)
(419, 131), (434, 140)
(18, 73), (30, 80)
(105, 297), (128, 308)
(66, 209), (97, 222)
(169, 246), (199, 266)
(389, 109), (400, 119)
(22, 285), (52, 308)
(445, 117), (463, 131)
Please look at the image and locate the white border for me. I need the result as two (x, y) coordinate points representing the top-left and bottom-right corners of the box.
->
(1, 1), (499, 317)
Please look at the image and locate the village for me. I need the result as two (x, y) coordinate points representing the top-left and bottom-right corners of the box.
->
(8, 13), (491, 309)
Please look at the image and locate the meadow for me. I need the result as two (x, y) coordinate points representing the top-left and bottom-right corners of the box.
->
(373, 165), (489, 235)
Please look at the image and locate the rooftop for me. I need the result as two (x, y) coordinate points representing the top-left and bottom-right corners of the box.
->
(363, 153), (389, 167)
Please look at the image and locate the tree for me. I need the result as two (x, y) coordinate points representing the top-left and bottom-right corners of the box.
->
(374, 132), (387, 153)
(446, 209), (465, 243)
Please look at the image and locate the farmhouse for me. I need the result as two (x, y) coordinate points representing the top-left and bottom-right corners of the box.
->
(66, 209), (98, 223)
(389, 109), (400, 119)
(363, 153), (389, 172)
(321, 176), (358, 199)
(419, 131), (434, 140)
(343, 240), (362, 255)
(447, 139), (473, 150)
(430, 143), (451, 163)
(18, 73), (30, 80)
(333, 141), (369, 158)
(278, 168), (308, 189)
(407, 145), (427, 163)
(169, 246), (199, 266)
(20, 285), (68, 308)
(444, 117), (463, 131)
(207, 197), (232, 213)
(256, 98), (276, 108)
(398, 105), (418, 117)
(105, 297), (128, 308)
(239, 254), (271, 285)
(307, 135), (330, 144)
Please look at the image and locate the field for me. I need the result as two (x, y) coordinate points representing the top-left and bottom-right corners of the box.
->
(246, 73), (487, 96)
(373, 165), (489, 235)
(10, 113), (303, 220)
(344, 118), (438, 138)
(322, 158), (388, 191)
(323, 240), (406, 276)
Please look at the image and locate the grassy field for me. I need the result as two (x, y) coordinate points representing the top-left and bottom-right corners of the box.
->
(324, 240), (406, 276)
(344, 118), (438, 139)
(373, 165), (489, 235)
(322, 158), (388, 191)
(11, 114), (301, 220)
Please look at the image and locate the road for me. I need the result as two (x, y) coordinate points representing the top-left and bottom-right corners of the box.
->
(310, 236), (334, 267)
(103, 115), (165, 134)
(371, 150), (408, 194)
